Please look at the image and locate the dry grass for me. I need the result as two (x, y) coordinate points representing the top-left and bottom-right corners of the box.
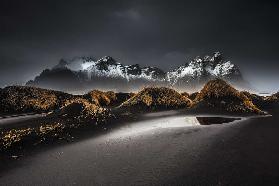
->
(84, 90), (134, 107)
(189, 92), (199, 101)
(84, 90), (114, 106)
(120, 87), (192, 111)
(265, 92), (279, 103)
(181, 92), (190, 98)
(193, 79), (263, 114)
(0, 99), (114, 150)
(38, 123), (65, 136)
(0, 86), (73, 114)
(0, 122), (68, 149)
(57, 98), (112, 122)
(1, 128), (34, 148)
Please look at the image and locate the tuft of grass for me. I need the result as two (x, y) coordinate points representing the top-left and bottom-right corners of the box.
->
(1, 128), (35, 148)
(38, 123), (65, 136)
(0, 101), (115, 150)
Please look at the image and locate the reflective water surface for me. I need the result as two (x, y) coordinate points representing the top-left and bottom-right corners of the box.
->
(196, 117), (241, 125)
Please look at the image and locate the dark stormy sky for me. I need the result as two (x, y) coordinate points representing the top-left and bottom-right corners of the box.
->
(1, 0), (279, 92)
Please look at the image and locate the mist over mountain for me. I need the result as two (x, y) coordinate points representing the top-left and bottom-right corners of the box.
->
(26, 52), (248, 93)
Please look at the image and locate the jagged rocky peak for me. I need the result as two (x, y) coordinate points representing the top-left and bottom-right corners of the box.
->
(96, 56), (116, 63)
(212, 51), (222, 61)
(95, 56), (119, 66)
(166, 52), (242, 85)
(92, 56), (122, 72)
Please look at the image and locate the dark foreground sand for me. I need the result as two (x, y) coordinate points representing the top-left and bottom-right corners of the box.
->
(0, 108), (279, 186)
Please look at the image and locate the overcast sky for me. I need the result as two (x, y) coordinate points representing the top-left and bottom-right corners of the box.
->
(0, 0), (279, 92)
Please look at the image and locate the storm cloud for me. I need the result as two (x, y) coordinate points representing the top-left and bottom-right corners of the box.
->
(0, 0), (279, 92)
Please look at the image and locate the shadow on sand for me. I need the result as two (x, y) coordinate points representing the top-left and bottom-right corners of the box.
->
(0, 109), (256, 176)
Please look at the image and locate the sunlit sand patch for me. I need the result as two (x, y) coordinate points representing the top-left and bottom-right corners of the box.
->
(105, 113), (245, 139)
(106, 116), (201, 139)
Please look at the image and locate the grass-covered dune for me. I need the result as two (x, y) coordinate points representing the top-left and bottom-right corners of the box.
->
(0, 86), (134, 115)
(119, 87), (193, 112)
(192, 79), (264, 114)
(0, 86), (73, 114)
(0, 98), (114, 150)
(84, 90), (135, 107)
(1, 79), (277, 151)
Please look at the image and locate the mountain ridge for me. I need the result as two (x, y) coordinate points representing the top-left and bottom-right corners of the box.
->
(26, 52), (248, 92)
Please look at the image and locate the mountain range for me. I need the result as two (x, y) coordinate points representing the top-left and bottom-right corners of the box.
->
(26, 52), (247, 93)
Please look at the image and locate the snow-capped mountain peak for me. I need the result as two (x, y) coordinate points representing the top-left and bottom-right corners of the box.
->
(27, 52), (245, 92)
(54, 52), (241, 82)
(95, 56), (118, 65)
(213, 51), (221, 58)
(166, 52), (241, 84)
(53, 57), (96, 71)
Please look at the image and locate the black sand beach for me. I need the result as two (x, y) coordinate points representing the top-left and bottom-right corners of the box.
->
(0, 107), (278, 186)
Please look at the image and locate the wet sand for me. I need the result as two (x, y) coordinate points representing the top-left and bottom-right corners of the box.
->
(0, 109), (278, 186)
